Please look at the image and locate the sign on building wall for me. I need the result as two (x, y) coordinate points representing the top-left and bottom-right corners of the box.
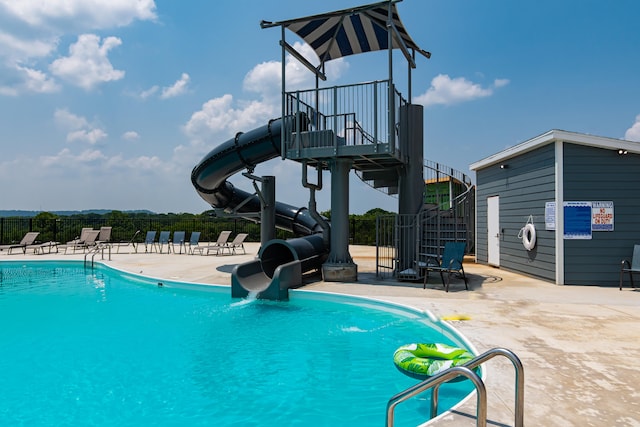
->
(591, 201), (614, 231)
(563, 201), (592, 239)
(545, 202), (556, 230)
(546, 200), (615, 236)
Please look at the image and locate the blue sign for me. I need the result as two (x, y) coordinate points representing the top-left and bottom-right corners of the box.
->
(564, 202), (592, 239)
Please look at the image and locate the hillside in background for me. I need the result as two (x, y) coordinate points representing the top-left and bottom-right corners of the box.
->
(0, 209), (155, 217)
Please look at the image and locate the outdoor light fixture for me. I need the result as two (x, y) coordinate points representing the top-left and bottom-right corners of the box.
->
(618, 149), (628, 155)
(500, 164), (509, 169)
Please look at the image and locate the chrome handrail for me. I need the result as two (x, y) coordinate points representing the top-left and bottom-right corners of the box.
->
(386, 347), (524, 427)
(459, 348), (525, 427)
(84, 243), (111, 268)
(386, 366), (486, 427)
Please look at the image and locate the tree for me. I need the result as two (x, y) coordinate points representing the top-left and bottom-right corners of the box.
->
(33, 212), (60, 242)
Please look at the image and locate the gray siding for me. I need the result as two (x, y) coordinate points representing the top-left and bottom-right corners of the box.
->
(563, 143), (640, 286)
(476, 144), (556, 281)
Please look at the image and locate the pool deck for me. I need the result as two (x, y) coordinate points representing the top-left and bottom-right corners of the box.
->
(4, 243), (640, 426)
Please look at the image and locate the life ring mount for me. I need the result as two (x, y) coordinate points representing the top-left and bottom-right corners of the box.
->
(518, 216), (537, 251)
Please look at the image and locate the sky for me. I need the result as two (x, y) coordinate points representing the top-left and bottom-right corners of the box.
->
(1, 0), (639, 215)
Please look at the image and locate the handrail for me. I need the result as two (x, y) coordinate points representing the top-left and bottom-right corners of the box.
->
(386, 366), (486, 427)
(386, 347), (524, 427)
(84, 243), (111, 268)
(460, 348), (525, 427)
(424, 159), (473, 189)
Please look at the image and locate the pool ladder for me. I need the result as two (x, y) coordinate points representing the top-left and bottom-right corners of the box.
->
(386, 347), (524, 427)
(84, 243), (111, 268)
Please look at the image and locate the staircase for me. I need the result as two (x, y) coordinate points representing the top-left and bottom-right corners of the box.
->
(418, 186), (475, 260)
(374, 161), (475, 281)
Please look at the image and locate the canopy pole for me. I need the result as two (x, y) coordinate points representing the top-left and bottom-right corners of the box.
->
(387, 1), (394, 148)
(280, 25), (286, 159)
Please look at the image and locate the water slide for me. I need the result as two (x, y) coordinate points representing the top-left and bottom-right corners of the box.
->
(191, 115), (329, 300)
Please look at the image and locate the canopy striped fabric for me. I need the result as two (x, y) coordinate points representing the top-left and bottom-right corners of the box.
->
(261, 0), (430, 68)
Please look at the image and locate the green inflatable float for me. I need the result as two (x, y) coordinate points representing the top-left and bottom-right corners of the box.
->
(393, 342), (476, 380)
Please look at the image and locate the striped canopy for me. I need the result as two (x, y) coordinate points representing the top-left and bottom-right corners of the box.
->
(261, 0), (430, 69)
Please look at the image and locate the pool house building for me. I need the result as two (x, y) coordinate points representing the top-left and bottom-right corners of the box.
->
(470, 129), (640, 287)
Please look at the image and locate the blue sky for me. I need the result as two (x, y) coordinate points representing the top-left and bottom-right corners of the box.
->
(1, 0), (639, 214)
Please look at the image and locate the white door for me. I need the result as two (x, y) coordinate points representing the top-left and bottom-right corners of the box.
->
(487, 196), (500, 266)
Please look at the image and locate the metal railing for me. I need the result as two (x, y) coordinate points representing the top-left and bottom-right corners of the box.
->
(284, 79), (407, 156)
(374, 167), (475, 280)
(85, 243), (111, 268)
(419, 185), (476, 262)
(386, 348), (525, 427)
(424, 159), (473, 191)
(0, 217), (380, 248)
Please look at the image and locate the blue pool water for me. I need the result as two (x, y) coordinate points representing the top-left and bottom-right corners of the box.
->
(0, 261), (475, 426)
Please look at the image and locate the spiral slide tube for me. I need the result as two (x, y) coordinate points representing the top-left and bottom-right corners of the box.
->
(190, 115), (328, 300)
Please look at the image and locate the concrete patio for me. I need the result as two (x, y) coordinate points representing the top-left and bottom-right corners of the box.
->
(3, 243), (639, 426)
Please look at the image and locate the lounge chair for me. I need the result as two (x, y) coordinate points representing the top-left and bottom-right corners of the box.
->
(0, 231), (40, 254)
(137, 231), (157, 253)
(193, 230), (232, 256)
(96, 227), (112, 245)
(186, 231), (201, 254)
(170, 231), (186, 254)
(61, 230), (100, 254)
(420, 241), (468, 292)
(155, 231), (171, 253)
(28, 241), (59, 255)
(112, 230), (141, 253)
(620, 244), (640, 290)
(226, 233), (248, 255)
(67, 227), (93, 245)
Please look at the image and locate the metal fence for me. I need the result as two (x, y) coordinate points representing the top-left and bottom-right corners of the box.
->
(0, 217), (378, 247)
(375, 187), (476, 280)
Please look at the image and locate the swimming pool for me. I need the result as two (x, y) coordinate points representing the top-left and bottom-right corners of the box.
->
(0, 261), (476, 426)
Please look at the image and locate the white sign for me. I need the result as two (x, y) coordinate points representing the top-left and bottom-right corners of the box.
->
(591, 201), (614, 231)
(545, 202), (556, 230)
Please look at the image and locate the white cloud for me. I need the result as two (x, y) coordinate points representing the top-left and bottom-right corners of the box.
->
(161, 73), (190, 99)
(0, 31), (58, 59)
(55, 108), (89, 129)
(0, 0), (156, 95)
(67, 128), (108, 144)
(183, 94), (277, 143)
(0, 30), (60, 95)
(17, 65), (60, 93)
(54, 108), (107, 144)
(243, 41), (348, 99)
(243, 60), (281, 98)
(494, 78), (510, 88)
(122, 131), (140, 141)
(0, 85), (18, 96)
(40, 148), (106, 167)
(106, 154), (165, 171)
(0, 0), (157, 30)
(624, 115), (640, 142)
(414, 74), (508, 107)
(0, 64), (59, 96)
(49, 34), (124, 90)
(139, 85), (159, 99)
(184, 41), (349, 147)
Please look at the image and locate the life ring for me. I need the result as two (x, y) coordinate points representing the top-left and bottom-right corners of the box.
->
(393, 343), (475, 380)
(521, 223), (536, 251)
